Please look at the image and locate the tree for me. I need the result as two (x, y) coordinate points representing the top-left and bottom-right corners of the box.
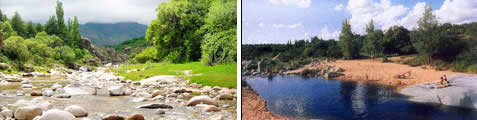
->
(0, 22), (17, 39)
(44, 16), (58, 35)
(383, 26), (414, 55)
(25, 21), (36, 38)
(71, 16), (81, 47)
(56, 0), (66, 39)
(146, 0), (212, 63)
(339, 19), (361, 59)
(10, 11), (25, 37)
(363, 20), (384, 57)
(410, 4), (465, 62)
(200, 0), (237, 65)
(0, 9), (4, 22)
(34, 23), (43, 33)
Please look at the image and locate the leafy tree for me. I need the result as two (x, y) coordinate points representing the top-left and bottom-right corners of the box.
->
(383, 26), (414, 55)
(44, 16), (58, 35)
(0, 9), (4, 22)
(363, 20), (384, 57)
(410, 5), (465, 62)
(200, 0), (237, 65)
(25, 21), (36, 38)
(56, 0), (66, 39)
(71, 16), (81, 47)
(34, 23), (43, 33)
(0, 22), (17, 39)
(135, 47), (158, 63)
(55, 46), (76, 63)
(146, 0), (212, 63)
(10, 11), (25, 37)
(339, 19), (361, 59)
(3, 36), (31, 63)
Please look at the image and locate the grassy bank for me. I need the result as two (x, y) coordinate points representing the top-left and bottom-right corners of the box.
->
(115, 62), (237, 88)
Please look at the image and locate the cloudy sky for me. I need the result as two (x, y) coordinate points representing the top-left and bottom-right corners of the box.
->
(0, 0), (167, 25)
(243, 0), (477, 44)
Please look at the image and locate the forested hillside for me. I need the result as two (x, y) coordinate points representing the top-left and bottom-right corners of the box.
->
(80, 22), (147, 46)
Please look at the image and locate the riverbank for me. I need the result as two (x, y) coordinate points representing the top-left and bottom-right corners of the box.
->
(242, 88), (289, 120)
(286, 58), (460, 89)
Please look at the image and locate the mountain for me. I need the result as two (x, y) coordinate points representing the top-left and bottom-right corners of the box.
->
(80, 22), (147, 46)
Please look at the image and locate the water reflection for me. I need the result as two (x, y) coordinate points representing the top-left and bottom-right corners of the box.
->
(245, 75), (477, 120)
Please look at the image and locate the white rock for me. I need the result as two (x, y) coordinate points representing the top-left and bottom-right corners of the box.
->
(22, 84), (33, 88)
(0, 107), (13, 118)
(108, 85), (124, 96)
(38, 109), (75, 120)
(42, 89), (54, 97)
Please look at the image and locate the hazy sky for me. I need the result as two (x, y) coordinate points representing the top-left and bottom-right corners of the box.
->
(0, 0), (167, 25)
(243, 0), (477, 44)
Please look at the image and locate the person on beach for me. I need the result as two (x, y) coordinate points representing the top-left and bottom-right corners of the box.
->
(440, 75), (450, 85)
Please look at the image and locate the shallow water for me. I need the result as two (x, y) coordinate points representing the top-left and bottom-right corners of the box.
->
(245, 75), (477, 120)
(0, 75), (236, 119)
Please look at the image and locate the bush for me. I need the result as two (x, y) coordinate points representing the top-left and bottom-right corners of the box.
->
(134, 47), (158, 63)
(166, 47), (185, 63)
(3, 36), (31, 63)
(55, 46), (76, 63)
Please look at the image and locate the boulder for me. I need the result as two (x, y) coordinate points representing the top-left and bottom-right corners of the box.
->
(64, 105), (88, 117)
(63, 83), (96, 95)
(101, 114), (125, 120)
(38, 109), (75, 120)
(17, 91), (25, 96)
(0, 80), (8, 85)
(186, 96), (219, 106)
(151, 90), (163, 98)
(30, 97), (52, 111)
(140, 75), (182, 85)
(42, 89), (54, 97)
(0, 63), (10, 69)
(108, 86), (124, 96)
(127, 113), (144, 120)
(400, 74), (477, 109)
(323, 72), (344, 79)
(156, 110), (165, 115)
(30, 91), (42, 96)
(14, 106), (43, 120)
(137, 104), (172, 109)
(173, 88), (192, 93)
(21, 79), (30, 84)
(50, 84), (62, 91)
(131, 97), (146, 102)
(1, 108), (13, 118)
(217, 93), (234, 100)
(166, 93), (178, 98)
(212, 86), (221, 91)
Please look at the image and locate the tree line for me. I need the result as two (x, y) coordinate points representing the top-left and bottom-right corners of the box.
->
(243, 4), (476, 72)
(135, 0), (237, 66)
(0, 0), (94, 72)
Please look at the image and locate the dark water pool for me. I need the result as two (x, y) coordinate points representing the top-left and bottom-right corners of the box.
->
(245, 75), (477, 120)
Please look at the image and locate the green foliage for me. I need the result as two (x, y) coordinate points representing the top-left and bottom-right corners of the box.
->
(24, 21), (36, 38)
(3, 36), (31, 63)
(0, 9), (4, 22)
(363, 20), (384, 57)
(146, 0), (212, 63)
(200, 0), (237, 65)
(134, 47), (158, 63)
(44, 16), (58, 35)
(383, 26), (414, 55)
(55, 46), (76, 63)
(339, 19), (361, 59)
(0, 22), (18, 39)
(56, 0), (66, 39)
(10, 12), (25, 37)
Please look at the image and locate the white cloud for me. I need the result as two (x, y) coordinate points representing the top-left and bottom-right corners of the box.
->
(398, 2), (426, 30)
(335, 4), (343, 11)
(272, 23), (303, 29)
(435, 0), (477, 24)
(0, 0), (166, 25)
(258, 22), (264, 27)
(346, 0), (408, 34)
(269, 0), (311, 8)
(318, 27), (340, 40)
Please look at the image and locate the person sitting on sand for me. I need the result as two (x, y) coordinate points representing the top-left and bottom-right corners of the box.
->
(439, 75), (450, 85)
(443, 75), (450, 84)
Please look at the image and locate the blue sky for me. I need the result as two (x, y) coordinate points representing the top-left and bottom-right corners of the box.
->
(243, 0), (476, 44)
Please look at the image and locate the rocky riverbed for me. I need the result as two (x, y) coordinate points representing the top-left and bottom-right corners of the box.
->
(0, 68), (236, 120)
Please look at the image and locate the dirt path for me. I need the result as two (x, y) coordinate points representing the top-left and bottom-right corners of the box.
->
(328, 59), (458, 89)
(242, 88), (289, 120)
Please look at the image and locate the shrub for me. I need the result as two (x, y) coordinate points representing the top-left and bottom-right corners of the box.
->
(3, 36), (31, 63)
(134, 47), (158, 63)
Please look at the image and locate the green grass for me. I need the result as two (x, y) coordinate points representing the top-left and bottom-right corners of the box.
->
(115, 62), (237, 88)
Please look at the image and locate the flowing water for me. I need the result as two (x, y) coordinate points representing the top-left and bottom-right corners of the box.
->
(245, 75), (477, 120)
(0, 75), (236, 119)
